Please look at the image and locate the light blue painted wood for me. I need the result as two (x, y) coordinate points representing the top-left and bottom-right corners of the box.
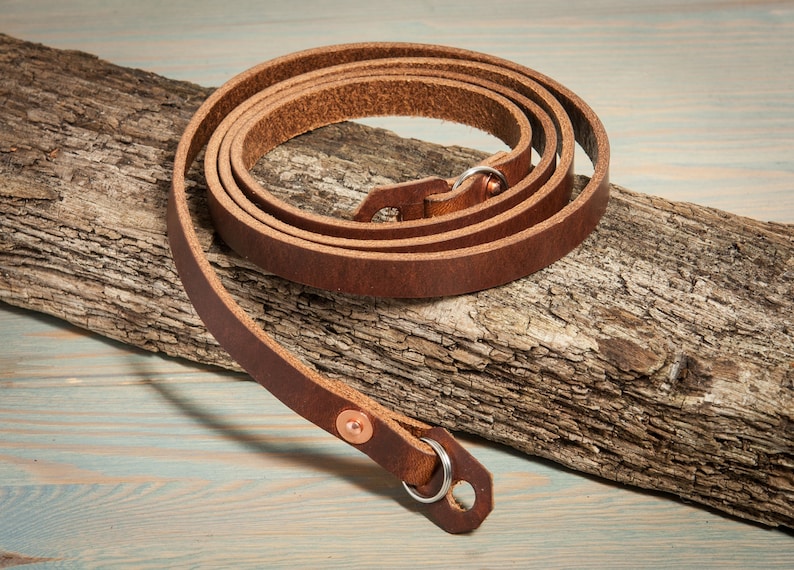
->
(2, 0), (792, 222)
(1, 1), (793, 566)
(1, 304), (793, 567)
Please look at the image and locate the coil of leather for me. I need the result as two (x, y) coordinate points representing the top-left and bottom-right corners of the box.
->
(168, 42), (610, 534)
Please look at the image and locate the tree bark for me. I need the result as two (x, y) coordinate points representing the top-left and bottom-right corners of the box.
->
(1, 34), (792, 528)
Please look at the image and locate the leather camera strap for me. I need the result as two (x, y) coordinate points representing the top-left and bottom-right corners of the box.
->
(168, 43), (610, 534)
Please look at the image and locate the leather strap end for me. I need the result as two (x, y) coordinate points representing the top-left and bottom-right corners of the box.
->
(352, 176), (450, 221)
(413, 428), (494, 534)
(330, 405), (493, 533)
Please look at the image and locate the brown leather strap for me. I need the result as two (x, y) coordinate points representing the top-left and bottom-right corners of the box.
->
(168, 42), (610, 533)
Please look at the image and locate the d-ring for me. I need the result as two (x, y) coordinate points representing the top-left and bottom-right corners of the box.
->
(451, 165), (508, 193)
(402, 437), (453, 504)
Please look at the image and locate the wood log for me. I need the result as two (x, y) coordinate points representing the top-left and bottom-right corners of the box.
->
(1, 34), (792, 528)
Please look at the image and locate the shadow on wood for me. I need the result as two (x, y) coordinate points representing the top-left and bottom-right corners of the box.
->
(0, 34), (792, 528)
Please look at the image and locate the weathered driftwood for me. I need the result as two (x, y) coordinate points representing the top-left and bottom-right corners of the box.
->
(1, 34), (792, 528)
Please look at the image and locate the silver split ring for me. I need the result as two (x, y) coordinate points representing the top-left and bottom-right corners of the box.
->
(451, 165), (508, 193)
(402, 437), (453, 504)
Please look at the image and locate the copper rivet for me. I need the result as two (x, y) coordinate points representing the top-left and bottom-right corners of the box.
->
(336, 410), (373, 444)
(486, 176), (505, 196)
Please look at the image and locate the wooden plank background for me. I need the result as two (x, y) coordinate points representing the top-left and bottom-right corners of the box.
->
(1, 0), (793, 567)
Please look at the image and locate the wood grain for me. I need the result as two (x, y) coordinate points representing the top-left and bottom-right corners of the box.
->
(2, 0), (792, 223)
(2, 305), (793, 568)
(1, 1), (794, 565)
(1, 35), (792, 530)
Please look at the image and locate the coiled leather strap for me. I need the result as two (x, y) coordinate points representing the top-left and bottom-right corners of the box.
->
(168, 43), (610, 533)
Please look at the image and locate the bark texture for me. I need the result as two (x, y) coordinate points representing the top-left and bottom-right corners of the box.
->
(1, 34), (792, 528)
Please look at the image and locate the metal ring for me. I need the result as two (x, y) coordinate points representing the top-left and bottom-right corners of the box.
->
(402, 437), (453, 504)
(451, 165), (508, 192)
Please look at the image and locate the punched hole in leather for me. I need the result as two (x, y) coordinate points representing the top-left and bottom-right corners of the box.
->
(352, 159), (513, 222)
(168, 42), (610, 534)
